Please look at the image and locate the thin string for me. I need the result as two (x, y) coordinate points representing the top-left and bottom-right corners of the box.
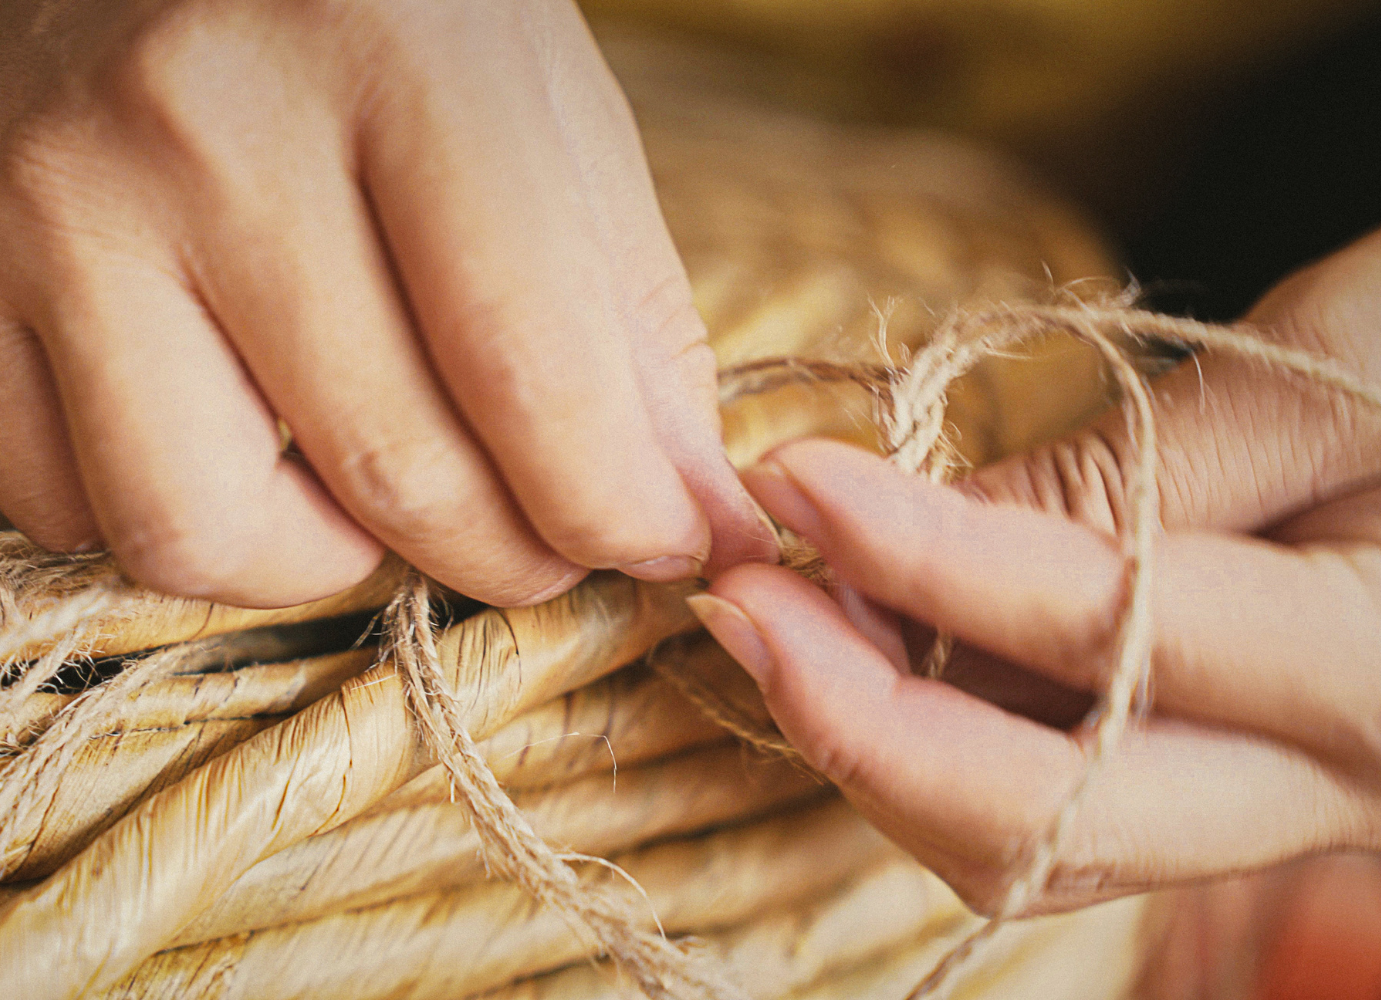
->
(646, 636), (808, 768)
(902, 307), (1160, 999)
(384, 571), (744, 1000)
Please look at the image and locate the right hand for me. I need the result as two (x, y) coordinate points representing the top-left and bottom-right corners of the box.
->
(0, 0), (774, 608)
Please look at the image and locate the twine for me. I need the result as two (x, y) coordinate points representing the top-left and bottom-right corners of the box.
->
(646, 635), (808, 768)
(1, 292), (1378, 1000)
(383, 570), (745, 1000)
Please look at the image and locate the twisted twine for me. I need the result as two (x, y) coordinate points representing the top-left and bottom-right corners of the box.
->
(384, 571), (744, 1000)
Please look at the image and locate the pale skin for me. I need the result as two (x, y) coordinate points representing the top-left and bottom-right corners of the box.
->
(695, 228), (1381, 917)
(2, 0), (1378, 959)
(0, 0), (772, 609)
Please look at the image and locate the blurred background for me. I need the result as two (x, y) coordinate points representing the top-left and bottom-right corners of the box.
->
(583, 0), (1381, 320)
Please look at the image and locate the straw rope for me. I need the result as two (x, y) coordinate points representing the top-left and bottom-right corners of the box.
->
(1, 292), (1377, 1000)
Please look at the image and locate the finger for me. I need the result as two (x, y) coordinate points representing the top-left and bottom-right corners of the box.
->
(359, 3), (708, 577)
(524, 2), (776, 573)
(184, 140), (585, 606)
(33, 252), (383, 607)
(748, 440), (1381, 774)
(1150, 489), (1381, 775)
(746, 439), (1127, 684)
(0, 311), (99, 551)
(690, 567), (1084, 886)
(693, 566), (1377, 913)
(968, 230), (1381, 536)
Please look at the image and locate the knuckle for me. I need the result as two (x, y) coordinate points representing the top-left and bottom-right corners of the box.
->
(334, 435), (459, 543)
(0, 123), (89, 225)
(103, 12), (209, 123)
(631, 274), (720, 403)
(451, 296), (562, 410)
(111, 512), (256, 599)
(971, 429), (1132, 538)
(797, 726), (864, 791)
(671, 340), (721, 411)
(937, 789), (1109, 917)
(940, 849), (1049, 918)
(634, 272), (705, 356)
(945, 870), (1011, 918)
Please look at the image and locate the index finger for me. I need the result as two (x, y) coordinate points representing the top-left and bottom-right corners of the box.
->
(358, 3), (708, 578)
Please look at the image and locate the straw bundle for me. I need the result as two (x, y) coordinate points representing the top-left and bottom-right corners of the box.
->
(0, 31), (1161, 1000)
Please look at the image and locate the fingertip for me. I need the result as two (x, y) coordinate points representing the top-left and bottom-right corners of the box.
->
(699, 490), (781, 578)
(704, 561), (1085, 880)
(618, 554), (705, 584)
(464, 561), (589, 609)
(756, 437), (890, 486)
(109, 461), (388, 609)
(704, 564), (907, 783)
(686, 591), (776, 689)
(522, 458), (711, 578)
(744, 435), (1126, 683)
(269, 461), (393, 600)
(740, 458), (825, 541)
(743, 437), (957, 554)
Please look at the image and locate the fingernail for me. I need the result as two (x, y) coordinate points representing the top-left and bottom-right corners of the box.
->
(685, 592), (774, 687)
(741, 460), (823, 539)
(618, 554), (705, 582)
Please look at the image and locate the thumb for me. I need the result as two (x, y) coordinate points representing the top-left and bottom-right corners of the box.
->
(686, 566), (1081, 907)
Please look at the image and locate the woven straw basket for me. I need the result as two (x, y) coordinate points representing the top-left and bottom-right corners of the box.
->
(0, 27), (1168, 1000)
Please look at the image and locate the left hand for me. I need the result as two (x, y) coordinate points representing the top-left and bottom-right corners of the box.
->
(690, 230), (1381, 916)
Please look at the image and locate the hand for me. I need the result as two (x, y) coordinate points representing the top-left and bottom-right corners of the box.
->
(0, 0), (771, 608)
(691, 228), (1381, 915)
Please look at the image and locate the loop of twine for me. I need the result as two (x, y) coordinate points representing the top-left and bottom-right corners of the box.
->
(2, 292), (1379, 999)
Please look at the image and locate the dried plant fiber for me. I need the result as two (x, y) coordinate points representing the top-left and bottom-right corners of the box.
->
(480, 858), (962, 1000)
(100, 799), (887, 1000)
(171, 740), (822, 947)
(0, 575), (696, 998)
(0, 30), (1214, 1000)
(1, 648), (376, 880)
(0, 542), (406, 667)
(477, 855), (1147, 1000)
